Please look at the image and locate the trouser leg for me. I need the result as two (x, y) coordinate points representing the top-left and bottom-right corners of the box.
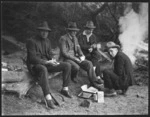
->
(103, 69), (120, 90)
(46, 62), (71, 87)
(65, 60), (80, 79)
(79, 60), (97, 84)
(32, 64), (50, 96)
(86, 53), (101, 77)
(94, 61), (102, 77)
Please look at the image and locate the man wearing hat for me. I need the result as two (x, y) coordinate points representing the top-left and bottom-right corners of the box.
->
(101, 41), (135, 96)
(59, 22), (103, 90)
(78, 21), (103, 83)
(26, 21), (72, 109)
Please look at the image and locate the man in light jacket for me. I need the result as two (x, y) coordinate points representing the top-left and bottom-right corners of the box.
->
(59, 22), (103, 90)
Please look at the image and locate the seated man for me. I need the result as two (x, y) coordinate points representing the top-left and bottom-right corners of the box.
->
(78, 21), (102, 80)
(102, 41), (135, 96)
(26, 21), (72, 109)
(59, 22), (103, 90)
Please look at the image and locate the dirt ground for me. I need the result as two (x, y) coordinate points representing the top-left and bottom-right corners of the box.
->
(1, 69), (149, 115)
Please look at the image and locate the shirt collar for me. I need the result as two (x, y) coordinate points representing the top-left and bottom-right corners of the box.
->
(83, 31), (86, 35)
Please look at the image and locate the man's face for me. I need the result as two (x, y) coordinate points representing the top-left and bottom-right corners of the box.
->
(108, 48), (118, 58)
(85, 28), (93, 35)
(69, 30), (77, 37)
(39, 30), (49, 39)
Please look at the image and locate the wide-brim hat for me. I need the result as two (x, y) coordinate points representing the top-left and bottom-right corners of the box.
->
(105, 41), (120, 51)
(66, 22), (80, 31)
(37, 21), (51, 31)
(84, 21), (96, 29)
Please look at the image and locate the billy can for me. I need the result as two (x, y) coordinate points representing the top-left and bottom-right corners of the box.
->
(93, 93), (98, 102)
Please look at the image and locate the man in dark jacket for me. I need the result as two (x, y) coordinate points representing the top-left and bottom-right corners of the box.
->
(78, 21), (103, 81)
(26, 21), (72, 109)
(59, 22), (103, 90)
(102, 41), (135, 96)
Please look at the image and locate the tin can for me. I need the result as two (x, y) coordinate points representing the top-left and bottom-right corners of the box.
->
(97, 91), (104, 103)
(93, 93), (98, 102)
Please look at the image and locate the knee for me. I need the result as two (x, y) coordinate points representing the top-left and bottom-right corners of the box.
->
(86, 60), (93, 68)
(36, 64), (48, 73)
(72, 64), (80, 71)
(67, 62), (79, 71)
(103, 69), (110, 75)
(64, 62), (71, 70)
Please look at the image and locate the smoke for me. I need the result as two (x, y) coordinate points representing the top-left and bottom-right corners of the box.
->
(118, 3), (148, 65)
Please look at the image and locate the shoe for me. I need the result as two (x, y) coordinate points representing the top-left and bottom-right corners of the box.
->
(44, 99), (55, 109)
(71, 76), (78, 83)
(116, 90), (123, 94)
(122, 89), (127, 96)
(61, 90), (72, 98)
(92, 82), (104, 91)
(71, 78), (78, 83)
(104, 89), (117, 97)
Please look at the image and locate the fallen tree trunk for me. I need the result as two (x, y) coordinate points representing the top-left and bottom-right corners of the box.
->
(2, 71), (61, 98)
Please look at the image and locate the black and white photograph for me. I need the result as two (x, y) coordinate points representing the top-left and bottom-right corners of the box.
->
(1, 1), (149, 115)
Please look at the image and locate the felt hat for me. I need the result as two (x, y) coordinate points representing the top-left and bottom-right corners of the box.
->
(105, 41), (120, 51)
(37, 21), (51, 31)
(84, 21), (96, 29)
(66, 22), (80, 31)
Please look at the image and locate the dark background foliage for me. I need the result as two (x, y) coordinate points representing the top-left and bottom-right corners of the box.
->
(1, 2), (141, 48)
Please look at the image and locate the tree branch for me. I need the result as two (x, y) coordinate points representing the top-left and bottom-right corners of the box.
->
(93, 3), (108, 17)
(106, 4), (118, 24)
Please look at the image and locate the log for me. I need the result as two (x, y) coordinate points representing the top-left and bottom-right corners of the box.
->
(2, 71), (31, 83)
(2, 71), (33, 98)
(2, 80), (34, 98)
(2, 71), (61, 98)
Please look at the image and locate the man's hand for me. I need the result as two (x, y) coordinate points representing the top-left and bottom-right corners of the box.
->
(46, 58), (59, 66)
(96, 43), (101, 49)
(74, 57), (81, 63)
(88, 47), (93, 53)
(91, 44), (97, 49)
(80, 55), (85, 62)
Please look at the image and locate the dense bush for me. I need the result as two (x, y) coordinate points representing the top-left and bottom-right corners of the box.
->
(2, 2), (141, 47)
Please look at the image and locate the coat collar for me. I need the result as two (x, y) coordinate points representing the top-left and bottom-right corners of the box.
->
(67, 33), (73, 40)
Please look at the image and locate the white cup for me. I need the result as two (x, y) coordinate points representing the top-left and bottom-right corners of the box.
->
(97, 91), (104, 103)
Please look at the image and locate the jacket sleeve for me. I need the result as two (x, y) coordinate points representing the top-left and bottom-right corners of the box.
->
(78, 35), (91, 50)
(76, 38), (84, 56)
(47, 39), (52, 60)
(26, 39), (47, 65)
(59, 37), (78, 61)
(93, 34), (97, 44)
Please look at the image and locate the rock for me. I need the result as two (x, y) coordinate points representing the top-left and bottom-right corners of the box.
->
(136, 93), (145, 98)
(137, 82), (143, 86)
(2, 62), (7, 67)
(2, 68), (8, 71)
(79, 99), (90, 108)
